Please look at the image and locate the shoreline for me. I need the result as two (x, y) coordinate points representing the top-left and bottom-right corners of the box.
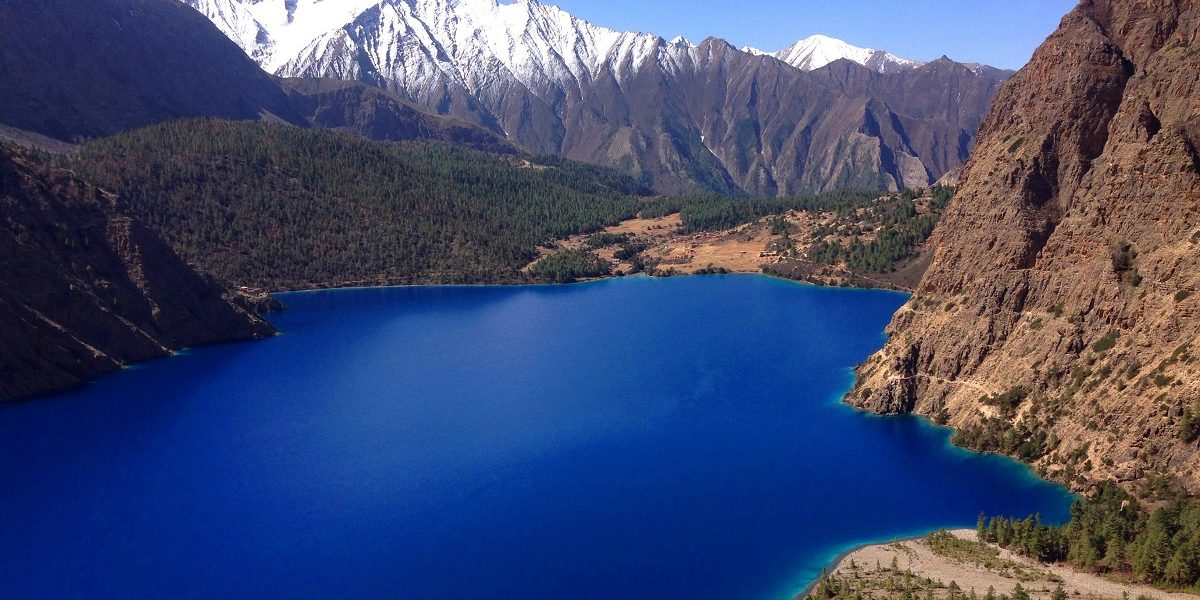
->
(4, 272), (902, 403)
(796, 532), (936, 598)
(266, 270), (913, 297)
(800, 529), (1200, 600)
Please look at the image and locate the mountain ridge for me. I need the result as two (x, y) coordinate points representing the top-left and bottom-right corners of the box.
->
(180, 0), (1011, 195)
(0, 0), (305, 142)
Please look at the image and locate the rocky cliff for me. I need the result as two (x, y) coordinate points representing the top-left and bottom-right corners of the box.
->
(849, 0), (1200, 496)
(0, 146), (274, 402)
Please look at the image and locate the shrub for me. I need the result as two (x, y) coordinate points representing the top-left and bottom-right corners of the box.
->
(768, 215), (790, 236)
(1092, 331), (1120, 353)
(1110, 240), (1142, 287)
(983, 386), (1030, 413)
(1181, 403), (1199, 442)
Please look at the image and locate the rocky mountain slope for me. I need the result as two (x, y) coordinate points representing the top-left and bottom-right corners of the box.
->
(849, 0), (1200, 495)
(279, 78), (521, 154)
(0, 0), (303, 142)
(0, 146), (274, 402)
(181, 0), (1009, 195)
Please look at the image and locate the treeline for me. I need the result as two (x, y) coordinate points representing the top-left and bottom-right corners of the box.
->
(639, 189), (879, 233)
(978, 482), (1200, 589)
(71, 119), (649, 289)
(808, 185), (953, 273)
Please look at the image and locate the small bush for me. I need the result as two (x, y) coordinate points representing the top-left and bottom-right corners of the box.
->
(1110, 240), (1142, 286)
(1176, 289), (1193, 302)
(1092, 331), (1119, 353)
(1181, 402), (1199, 442)
(768, 215), (790, 236)
(982, 386), (1030, 413)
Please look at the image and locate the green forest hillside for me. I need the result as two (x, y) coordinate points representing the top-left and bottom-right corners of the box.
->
(74, 120), (650, 289)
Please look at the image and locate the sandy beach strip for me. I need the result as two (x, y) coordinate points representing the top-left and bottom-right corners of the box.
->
(799, 529), (1198, 600)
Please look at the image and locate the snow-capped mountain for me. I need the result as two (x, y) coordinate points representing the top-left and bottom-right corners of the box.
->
(181, 0), (1008, 195)
(186, 0), (668, 104)
(745, 34), (924, 74)
(184, 0), (385, 69)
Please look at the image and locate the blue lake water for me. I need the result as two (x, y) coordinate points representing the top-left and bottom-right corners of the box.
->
(0, 275), (1073, 599)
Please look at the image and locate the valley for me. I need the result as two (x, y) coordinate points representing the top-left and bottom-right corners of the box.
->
(0, 0), (1197, 597)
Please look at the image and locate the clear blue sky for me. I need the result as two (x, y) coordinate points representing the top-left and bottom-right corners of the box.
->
(546, 0), (1079, 70)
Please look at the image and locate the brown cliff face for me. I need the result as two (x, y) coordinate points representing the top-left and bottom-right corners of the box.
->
(849, 0), (1200, 495)
(0, 146), (274, 402)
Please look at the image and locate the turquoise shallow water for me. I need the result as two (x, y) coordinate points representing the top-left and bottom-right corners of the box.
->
(0, 275), (1073, 599)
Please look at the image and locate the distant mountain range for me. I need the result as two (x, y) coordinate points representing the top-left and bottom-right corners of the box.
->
(0, 0), (1014, 195)
(181, 0), (1012, 194)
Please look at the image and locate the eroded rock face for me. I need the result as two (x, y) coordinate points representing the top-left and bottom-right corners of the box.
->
(850, 0), (1200, 495)
(0, 147), (274, 402)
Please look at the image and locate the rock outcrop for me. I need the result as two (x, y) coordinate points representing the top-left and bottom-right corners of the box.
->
(850, 0), (1200, 495)
(0, 146), (274, 402)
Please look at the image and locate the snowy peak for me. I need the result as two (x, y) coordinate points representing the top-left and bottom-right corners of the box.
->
(185, 0), (671, 98)
(771, 34), (923, 73)
(184, 0), (384, 70)
(182, 0), (931, 85)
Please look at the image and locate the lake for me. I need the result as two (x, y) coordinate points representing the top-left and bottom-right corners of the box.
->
(0, 275), (1073, 599)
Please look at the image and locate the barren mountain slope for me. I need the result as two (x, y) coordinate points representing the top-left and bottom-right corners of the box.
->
(849, 0), (1200, 495)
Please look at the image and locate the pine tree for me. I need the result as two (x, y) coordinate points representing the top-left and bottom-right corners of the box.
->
(948, 580), (962, 600)
(1010, 583), (1031, 600)
(1050, 583), (1067, 600)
